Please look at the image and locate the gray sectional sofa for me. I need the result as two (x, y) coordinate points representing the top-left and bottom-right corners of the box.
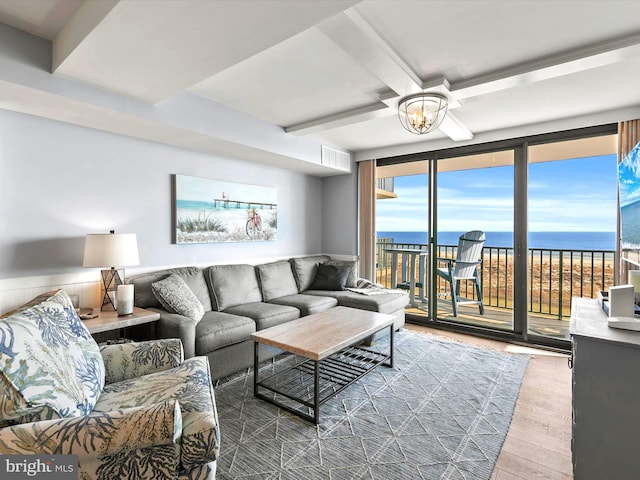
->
(129, 255), (408, 380)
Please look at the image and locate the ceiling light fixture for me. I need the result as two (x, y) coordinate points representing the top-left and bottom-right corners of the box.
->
(398, 92), (448, 135)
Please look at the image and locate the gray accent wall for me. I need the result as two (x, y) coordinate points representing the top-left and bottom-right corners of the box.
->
(0, 109), (338, 279)
(322, 171), (358, 255)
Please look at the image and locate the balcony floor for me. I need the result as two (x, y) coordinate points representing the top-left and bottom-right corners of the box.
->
(405, 298), (570, 340)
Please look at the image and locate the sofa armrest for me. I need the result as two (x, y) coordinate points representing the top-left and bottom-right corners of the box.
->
(100, 339), (184, 384)
(0, 401), (181, 478)
(151, 308), (198, 359)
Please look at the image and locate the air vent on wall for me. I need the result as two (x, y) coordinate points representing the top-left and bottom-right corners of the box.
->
(321, 145), (352, 172)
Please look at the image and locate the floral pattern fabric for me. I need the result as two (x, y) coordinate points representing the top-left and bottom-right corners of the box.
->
(100, 339), (184, 384)
(0, 289), (105, 427)
(95, 355), (220, 470)
(0, 335), (219, 479)
(0, 400), (181, 480)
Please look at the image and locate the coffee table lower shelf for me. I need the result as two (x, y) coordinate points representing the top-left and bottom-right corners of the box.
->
(253, 341), (393, 424)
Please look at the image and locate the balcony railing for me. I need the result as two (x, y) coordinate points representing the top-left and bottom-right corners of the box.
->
(376, 240), (615, 319)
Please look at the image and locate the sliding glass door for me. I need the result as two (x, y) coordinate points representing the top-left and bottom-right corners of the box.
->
(527, 136), (617, 341)
(373, 125), (619, 348)
(375, 151), (517, 332)
(435, 151), (515, 331)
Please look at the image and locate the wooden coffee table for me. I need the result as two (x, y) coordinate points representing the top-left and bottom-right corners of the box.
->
(252, 306), (395, 424)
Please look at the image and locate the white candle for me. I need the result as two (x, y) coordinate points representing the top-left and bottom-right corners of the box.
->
(629, 270), (640, 305)
(117, 284), (134, 316)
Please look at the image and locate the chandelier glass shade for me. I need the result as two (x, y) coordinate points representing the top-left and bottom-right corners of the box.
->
(397, 92), (448, 135)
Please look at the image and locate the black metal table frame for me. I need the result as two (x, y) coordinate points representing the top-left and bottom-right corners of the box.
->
(253, 323), (394, 424)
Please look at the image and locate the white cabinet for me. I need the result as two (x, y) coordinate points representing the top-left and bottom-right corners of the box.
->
(570, 297), (640, 479)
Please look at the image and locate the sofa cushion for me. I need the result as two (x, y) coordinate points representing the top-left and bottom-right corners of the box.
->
(305, 289), (409, 315)
(195, 311), (255, 353)
(206, 264), (262, 311)
(95, 356), (219, 470)
(129, 267), (212, 312)
(151, 274), (205, 322)
(309, 263), (351, 291)
(268, 294), (338, 316)
(255, 261), (298, 301)
(225, 302), (299, 330)
(289, 255), (331, 292)
(0, 289), (105, 426)
(326, 260), (358, 288)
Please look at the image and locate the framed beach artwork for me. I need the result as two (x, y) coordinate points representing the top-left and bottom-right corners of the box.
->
(619, 140), (640, 249)
(173, 174), (277, 244)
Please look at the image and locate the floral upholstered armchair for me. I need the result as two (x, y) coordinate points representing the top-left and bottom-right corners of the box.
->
(0, 289), (220, 479)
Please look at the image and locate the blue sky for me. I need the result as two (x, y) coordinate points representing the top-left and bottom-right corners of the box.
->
(376, 154), (618, 232)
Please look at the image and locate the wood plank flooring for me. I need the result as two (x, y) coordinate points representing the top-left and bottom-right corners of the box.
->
(405, 323), (573, 480)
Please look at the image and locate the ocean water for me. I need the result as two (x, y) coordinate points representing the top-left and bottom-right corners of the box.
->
(377, 231), (616, 251)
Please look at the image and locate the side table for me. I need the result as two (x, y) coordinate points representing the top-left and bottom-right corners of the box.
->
(81, 307), (160, 336)
(384, 247), (428, 307)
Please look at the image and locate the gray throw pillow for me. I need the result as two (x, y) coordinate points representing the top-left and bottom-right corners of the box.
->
(326, 260), (358, 288)
(152, 274), (205, 322)
(309, 263), (351, 291)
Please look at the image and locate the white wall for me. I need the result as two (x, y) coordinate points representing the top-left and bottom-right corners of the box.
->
(0, 109), (337, 312)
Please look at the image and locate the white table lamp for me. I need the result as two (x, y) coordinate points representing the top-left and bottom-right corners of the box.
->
(83, 230), (139, 311)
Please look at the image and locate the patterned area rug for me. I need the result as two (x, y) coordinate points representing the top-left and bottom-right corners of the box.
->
(214, 330), (529, 480)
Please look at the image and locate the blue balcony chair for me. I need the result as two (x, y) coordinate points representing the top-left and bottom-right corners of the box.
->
(436, 230), (486, 317)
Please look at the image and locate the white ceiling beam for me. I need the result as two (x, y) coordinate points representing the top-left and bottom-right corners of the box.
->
(318, 9), (422, 96)
(438, 112), (473, 142)
(451, 32), (640, 100)
(377, 78), (461, 109)
(285, 101), (390, 135)
(52, 0), (118, 72)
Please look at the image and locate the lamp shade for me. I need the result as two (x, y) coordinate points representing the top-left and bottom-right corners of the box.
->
(83, 232), (139, 268)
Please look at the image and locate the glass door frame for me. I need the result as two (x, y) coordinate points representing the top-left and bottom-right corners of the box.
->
(376, 123), (618, 351)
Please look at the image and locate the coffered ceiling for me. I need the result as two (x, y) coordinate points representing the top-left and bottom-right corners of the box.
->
(0, 0), (639, 169)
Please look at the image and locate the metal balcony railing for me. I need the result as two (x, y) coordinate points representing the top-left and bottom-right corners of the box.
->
(376, 240), (615, 319)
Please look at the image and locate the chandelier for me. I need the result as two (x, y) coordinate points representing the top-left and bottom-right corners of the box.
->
(397, 92), (448, 135)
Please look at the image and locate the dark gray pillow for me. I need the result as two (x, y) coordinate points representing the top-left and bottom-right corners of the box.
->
(289, 255), (331, 292)
(309, 263), (351, 291)
(326, 260), (357, 288)
(151, 274), (205, 322)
